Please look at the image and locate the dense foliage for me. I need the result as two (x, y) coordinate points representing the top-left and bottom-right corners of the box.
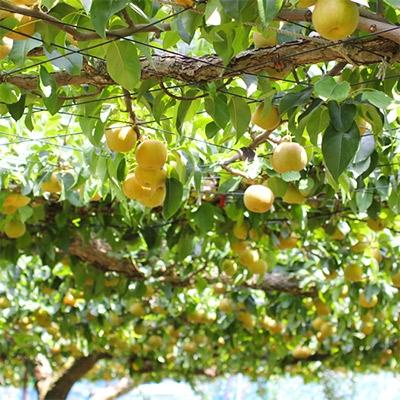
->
(0, 0), (399, 398)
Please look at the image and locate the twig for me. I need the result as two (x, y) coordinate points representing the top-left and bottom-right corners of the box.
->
(159, 80), (208, 100)
(123, 89), (140, 139)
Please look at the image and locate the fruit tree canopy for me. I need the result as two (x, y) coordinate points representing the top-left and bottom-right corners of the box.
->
(0, 0), (399, 399)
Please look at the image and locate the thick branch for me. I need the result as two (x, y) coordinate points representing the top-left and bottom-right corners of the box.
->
(69, 238), (144, 279)
(1, 36), (398, 91)
(0, 1), (168, 40)
(90, 377), (136, 400)
(69, 237), (311, 296)
(44, 354), (108, 400)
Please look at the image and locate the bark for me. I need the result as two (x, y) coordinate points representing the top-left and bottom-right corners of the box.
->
(42, 354), (108, 400)
(90, 377), (136, 400)
(34, 354), (108, 400)
(69, 237), (313, 296)
(1, 36), (398, 91)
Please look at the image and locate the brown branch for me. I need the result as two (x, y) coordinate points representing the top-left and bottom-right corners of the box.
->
(69, 237), (145, 279)
(0, 1), (168, 40)
(44, 354), (109, 400)
(68, 237), (310, 296)
(0, 36), (398, 91)
(123, 89), (140, 139)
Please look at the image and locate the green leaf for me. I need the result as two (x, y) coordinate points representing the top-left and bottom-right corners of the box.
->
(356, 189), (373, 213)
(229, 97), (251, 136)
(193, 203), (216, 233)
(327, 102), (356, 132)
(0, 83), (20, 104)
(90, 0), (129, 37)
(257, 0), (283, 25)
(314, 76), (350, 102)
(174, 10), (202, 44)
(106, 41), (140, 91)
(163, 178), (184, 219)
(322, 123), (360, 180)
(220, 0), (248, 19)
(7, 95), (26, 121)
(204, 94), (230, 129)
(361, 89), (392, 109)
(279, 87), (313, 115)
(39, 66), (63, 114)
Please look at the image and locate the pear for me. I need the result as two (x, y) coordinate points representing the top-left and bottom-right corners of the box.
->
(271, 142), (307, 174)
(251, 104), (281, 131)
(312, 0), (359, 41)
(243, 184), (274, 213)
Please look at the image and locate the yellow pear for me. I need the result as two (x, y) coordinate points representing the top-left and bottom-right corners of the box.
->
(360, 321), (374, 336)
(213, 283), (225, 294)
(367, 218), (385, 232)
(230, 240), (250, 254)
(312, 0), (359, 41)
(122, 173), (153, 201)
(292, 346), (313, 359)
(391, 271), (400, 288)
(351, 241), (368, 253)
(138, 184), (166, 208)
(105, 126), (137, 153)
(344, 264), (363, 282)
(237, 311), (255, 330)
(41, 173), (61, 193)
(298, 0), (316, 6)
(247, 259), (267, 275)
(219, 298), (234, 313)
(261, 316), (284, 334)
(221, 259), (238, 276)
(282, 185), (306, 205)
(331, 227), (345, 240)
(15, 0), (38, 4)
(251, 104), (281, 131)
(243, 184), (274, 213)
(4, 220), (26, 239)
(2, 193), (30, 215)
(233, 221), (248, 240)
(175, 0), (194, 7)
(271, 142), (307, 174)
(277, 233), (299, 250)
(253, 31), (277, 48)
(129, 302), (145, 317)
(370, 247), (382, 263)
(148, 335), (163, 348)
(359, 291), (378, 308)
(314, 299), (330, 316)
(6, 14), (36, 41)
(0, 37), (13, 60)
(239, 248), (260, 268)
(134, 165), (166, 188)
(311, 317), (324, 330)
(135, 140), (168, 170)
(183, 341), (197, 353)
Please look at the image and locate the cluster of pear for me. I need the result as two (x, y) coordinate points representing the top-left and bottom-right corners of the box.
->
(0, 193), (30, 239)
(105, 125), (168, 208)
(243, 137), (308, 214)
(122, 139), (168, 208)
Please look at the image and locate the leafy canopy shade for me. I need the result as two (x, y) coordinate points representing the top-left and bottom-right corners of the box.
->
(0, 0), (399, 399)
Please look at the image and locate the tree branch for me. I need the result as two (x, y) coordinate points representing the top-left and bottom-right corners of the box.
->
(1, 36), (397, 92)
(0, 1), (168, 40)
(43, 354), (109, 400)
(69, 237), (312, 296)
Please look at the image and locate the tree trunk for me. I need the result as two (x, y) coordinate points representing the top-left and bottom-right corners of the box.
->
(34, 354), (107, 400)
